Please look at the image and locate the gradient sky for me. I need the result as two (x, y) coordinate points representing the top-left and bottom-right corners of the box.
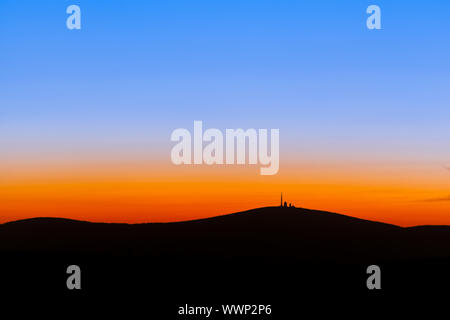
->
(1, 0), (450, 226)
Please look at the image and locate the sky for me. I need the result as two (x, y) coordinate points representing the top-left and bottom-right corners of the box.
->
(1, 0), (450, 226)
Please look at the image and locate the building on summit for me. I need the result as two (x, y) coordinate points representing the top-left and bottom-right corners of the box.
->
(280, 193), (295, 208)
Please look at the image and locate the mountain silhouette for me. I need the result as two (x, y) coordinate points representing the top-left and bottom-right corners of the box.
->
(1, 206), (450, 262)
(2, 206), (450, 309)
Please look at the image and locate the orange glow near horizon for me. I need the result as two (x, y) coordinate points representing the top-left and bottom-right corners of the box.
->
(1, 158), (449, 227)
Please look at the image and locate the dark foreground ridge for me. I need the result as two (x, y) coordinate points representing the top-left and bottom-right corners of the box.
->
(1, 206), (449, 310)
(1, 206), (450, 262)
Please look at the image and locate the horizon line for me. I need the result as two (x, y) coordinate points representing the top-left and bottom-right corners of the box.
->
(2, 205), (448, 229)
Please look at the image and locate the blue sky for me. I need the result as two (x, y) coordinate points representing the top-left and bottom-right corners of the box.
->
(1, 0), (450, 164)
